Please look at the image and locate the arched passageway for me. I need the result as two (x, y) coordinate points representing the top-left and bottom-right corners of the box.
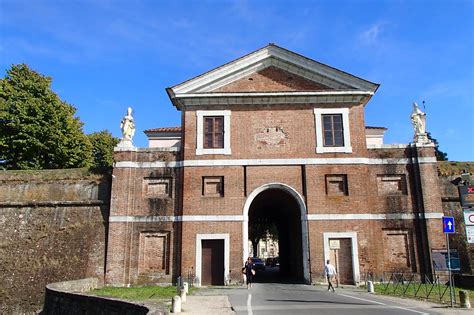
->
(244, 184), (309, 283)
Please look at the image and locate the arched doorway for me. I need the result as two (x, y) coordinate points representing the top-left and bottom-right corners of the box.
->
(242, 183), (310, 283)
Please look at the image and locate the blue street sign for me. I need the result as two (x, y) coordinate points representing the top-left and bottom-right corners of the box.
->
(443, 216), (455, 234)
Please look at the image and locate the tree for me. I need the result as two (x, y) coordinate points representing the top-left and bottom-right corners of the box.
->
(0, 64), (92, 169)
(248, 221), (278, 257)
(88, 130), (119, 168)
(427, 132), (448, 161)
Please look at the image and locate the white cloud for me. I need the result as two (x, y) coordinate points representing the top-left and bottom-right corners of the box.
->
(358, 22), (387, 45)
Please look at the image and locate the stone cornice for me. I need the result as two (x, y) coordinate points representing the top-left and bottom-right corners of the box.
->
(171, 90), (373, 108)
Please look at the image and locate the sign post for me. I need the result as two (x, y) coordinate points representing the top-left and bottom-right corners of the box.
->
(329, 240), (340, 288)
(442, 216), (455, 307)
(463, 209), (474, 244)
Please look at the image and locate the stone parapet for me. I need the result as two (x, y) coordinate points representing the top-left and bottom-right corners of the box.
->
(43, 278), (164, 314)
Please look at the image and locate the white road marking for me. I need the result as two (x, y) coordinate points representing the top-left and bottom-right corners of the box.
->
(338, 293), (386, 305)
(338, 293), (429, 314)
(247, 293), (253, 315)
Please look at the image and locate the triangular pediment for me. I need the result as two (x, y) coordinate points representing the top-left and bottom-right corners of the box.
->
(213, 66), (334, 93)
(169, 44), (379, 95)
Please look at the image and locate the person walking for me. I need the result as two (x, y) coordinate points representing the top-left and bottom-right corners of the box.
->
(242, 257), (256, 289)
(324, 259), (337, 292)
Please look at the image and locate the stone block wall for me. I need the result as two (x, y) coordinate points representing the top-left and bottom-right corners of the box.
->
(0, 169), (110, 314)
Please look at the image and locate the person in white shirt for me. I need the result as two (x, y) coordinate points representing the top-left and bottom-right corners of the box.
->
(324, 259), (337, 292)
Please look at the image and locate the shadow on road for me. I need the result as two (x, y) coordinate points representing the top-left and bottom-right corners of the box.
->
(253, 266), (306, 284)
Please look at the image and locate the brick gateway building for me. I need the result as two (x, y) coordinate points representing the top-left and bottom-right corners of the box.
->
(105, 44), (445, 287)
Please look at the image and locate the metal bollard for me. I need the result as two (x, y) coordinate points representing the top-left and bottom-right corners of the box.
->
(172, 295), (182, 313)
(459, 290), (471, 309)
(176, 276), (183, 294)
(183, 282), (189, 294)
(367, 281), (374, 293)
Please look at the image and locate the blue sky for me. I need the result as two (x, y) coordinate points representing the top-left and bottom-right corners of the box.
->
(1, 0), (473, 161)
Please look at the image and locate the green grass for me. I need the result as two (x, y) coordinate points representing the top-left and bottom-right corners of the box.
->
(91, 285), (182, 301)
(373, 283), (474, 304)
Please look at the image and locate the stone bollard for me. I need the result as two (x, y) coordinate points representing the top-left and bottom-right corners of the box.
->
(459, 290), (471, 309)
(180, 288), (187, 303)
(183, 282), (189, 294)
(172, 295), (182, 313)
(367, 281), (374, 293)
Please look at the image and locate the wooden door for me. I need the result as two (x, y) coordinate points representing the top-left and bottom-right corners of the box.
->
(201, 240), (224, 286)
(329, 238), (354, 284)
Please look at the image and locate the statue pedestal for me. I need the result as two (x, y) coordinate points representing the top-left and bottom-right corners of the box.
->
(413, 133), (431, 145)
(116, 139), (134, 148)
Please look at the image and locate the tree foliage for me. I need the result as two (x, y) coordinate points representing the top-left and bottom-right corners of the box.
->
(0, 64), (93, 169)
(249, 221), (278, 256)
(427, 132), (448, 161)
(88, 130), (119, 168)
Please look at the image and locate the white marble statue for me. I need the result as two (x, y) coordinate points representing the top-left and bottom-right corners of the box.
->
(410, 102), (431, 144)
(120, 107), (135, 143)
(410, 102), (426, 135)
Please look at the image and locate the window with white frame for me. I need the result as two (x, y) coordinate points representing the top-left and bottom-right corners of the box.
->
(314, 108), (352, 153)
(196, 110), (231, 155)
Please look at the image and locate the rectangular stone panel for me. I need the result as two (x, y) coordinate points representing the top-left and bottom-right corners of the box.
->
(325, 174), (348, 196)
(138, 232), (168, 274)
(377, 174), (407, 195)
(143, 177), (172, 198)
(383, 229), (415, 272)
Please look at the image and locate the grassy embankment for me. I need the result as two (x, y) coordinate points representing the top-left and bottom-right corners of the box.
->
(372, 283), (474, 304)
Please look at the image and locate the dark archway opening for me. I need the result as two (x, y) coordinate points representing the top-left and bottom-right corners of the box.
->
(248, 188), (304, 283)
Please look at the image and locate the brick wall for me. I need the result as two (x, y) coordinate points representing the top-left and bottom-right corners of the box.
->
(106, 148), (181, 285)
(183, 103), (368, 161)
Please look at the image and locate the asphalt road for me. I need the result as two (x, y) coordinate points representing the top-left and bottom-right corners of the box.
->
(195, 267), (447, 315)
(226, 282), (435, 315)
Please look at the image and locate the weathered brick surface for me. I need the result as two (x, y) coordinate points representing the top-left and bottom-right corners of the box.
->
(214, 66), (332, 92)
(106, 149), (181, 285)
(183, 104), (369, 161)
(0, 169), (110, 314)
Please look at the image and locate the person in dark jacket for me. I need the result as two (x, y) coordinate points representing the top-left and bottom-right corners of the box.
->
(242, 257), (256, 289)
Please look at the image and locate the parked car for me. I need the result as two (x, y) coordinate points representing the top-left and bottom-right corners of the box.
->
(252, 257), (265, 271)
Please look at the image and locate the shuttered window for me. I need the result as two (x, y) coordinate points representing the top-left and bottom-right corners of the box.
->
(322, 114), (344, 147)
(204, 116), (224, 149)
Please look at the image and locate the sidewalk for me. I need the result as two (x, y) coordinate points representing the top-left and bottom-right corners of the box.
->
(180, 295), (235, 314)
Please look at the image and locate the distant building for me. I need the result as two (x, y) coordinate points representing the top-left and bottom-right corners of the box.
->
(106, 44), (444, 287)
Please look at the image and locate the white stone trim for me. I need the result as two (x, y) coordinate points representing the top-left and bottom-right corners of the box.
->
(109, 215), (244, 222)
(177, 91), (374, 98)
(307, 212), (444, 220)
(314, 108), (352, 153)
(367, 144), (409, 149)
(323, 232), (360, 284)
(114, 156), (437, 168)
(195, 233), (230, 287)
(196, 110), (231, 155)
(113, 146), (180, 152)
(171, 45), (378, 94)
(108, 212), (444, 223)
(242, 183), (311, 284)
(177, 93), (371, 107)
